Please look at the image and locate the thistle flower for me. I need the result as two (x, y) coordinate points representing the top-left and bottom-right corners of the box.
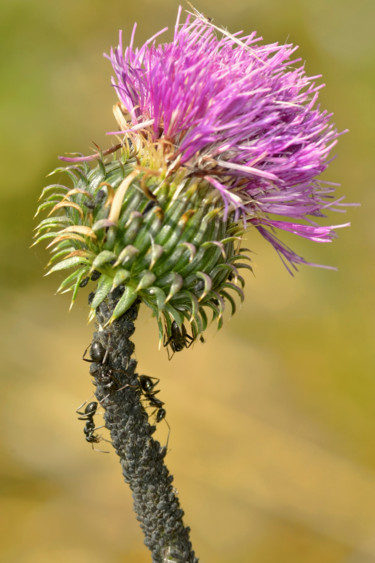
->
(108, 7), (349, 265)
(34, 7), (349, 343)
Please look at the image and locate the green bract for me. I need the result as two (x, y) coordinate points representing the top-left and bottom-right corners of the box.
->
(34, 145), (252, 343)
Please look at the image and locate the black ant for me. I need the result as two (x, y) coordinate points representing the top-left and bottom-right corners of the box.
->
(82, 341), (121, 390)
(76, 400), (110, 453)
(138, 375), (170, 448)
(163, 321), (195, 360)
(138, 376), (166, 423)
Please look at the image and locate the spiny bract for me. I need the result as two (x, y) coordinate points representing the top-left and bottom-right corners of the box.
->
(34, 140), (251, 342)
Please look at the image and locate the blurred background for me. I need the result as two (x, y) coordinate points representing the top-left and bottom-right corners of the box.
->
(1, 0), (374, 561)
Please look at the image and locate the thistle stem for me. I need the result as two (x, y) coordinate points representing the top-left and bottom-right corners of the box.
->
(89, 288), (198, 563)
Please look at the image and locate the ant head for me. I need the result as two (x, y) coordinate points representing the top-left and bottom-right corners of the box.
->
(139, 375), (158, 392)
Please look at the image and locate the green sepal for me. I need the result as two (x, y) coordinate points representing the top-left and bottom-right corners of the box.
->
(31, 231), (61, 246)
(145, 287), (167, 310)
(115, 245), (140, 267)
(223, 281), (245, 302)
(89, 274), (113, 310)
(198, 306), (208, 332)
(165, 273), (184, 302)
(36, 151), (251, 348)
(196, 272), (212, 300)
(56, 268), (86, 294)
(69, 270), (90, 309)
(231, 261), (253, 275)
(92, 250), (117, 270)
(112, 268), (131, 289)
(220, 289), (237, 316)
(107, 285), (138, 325)
(147, 242), (164, 270)
(47, 245), (89, 266)
(38, 184), (69, 200)
(46, 256), (90, 275)
(136, 271), (156, 291)
(92, 219), (117, 231)
(34, 216), (73, 233)
(178, 242), (196, 262)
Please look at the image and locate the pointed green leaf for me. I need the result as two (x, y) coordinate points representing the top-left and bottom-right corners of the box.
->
(233, 261), (254, 275)
(178, 242), (196, 262)
(89, 274), (113, 310)
(236, 274), (246, 288)
(112, 268), (131, 289)
(46, 256), (90, 275)
(34, 200), (63, 217)
(56, 269), (83, 293)
(69, 270), (89, 310)
(38, 184), (69, 200)
(31, 231), (61, 246)
(47, 245), (80, 265)
(201, 240), (225, 259)
(145, 287), (167, 310)
(92, 250), (117, 270)
(198, 306), (208, 332)
(136, 271), (156, 291)
(220, 236), (241, 245)
(196, 272), (212, 301)
(220, 290), (237, 316)
(107, 286), (138, 324)
(92, 219), (117, 231)
(223, 282), (245, 302)
(147, 242), (164, 269)
(165, 273), (184, 302)
(35, 216), (73, 232)
(115, 245), (139, 267)
(174, 290), (199, 321)
(230, 252), (252, 263)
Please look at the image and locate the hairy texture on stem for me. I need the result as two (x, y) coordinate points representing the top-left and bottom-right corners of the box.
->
(90, 288), (198, 562)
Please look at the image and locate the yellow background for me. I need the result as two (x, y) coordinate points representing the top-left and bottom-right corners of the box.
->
(1, 0), (374, 561)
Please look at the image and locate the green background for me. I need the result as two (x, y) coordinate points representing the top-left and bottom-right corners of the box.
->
(1, 0), (374, 561)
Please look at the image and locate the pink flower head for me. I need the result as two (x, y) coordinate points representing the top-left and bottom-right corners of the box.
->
(107, 7), (349, 270)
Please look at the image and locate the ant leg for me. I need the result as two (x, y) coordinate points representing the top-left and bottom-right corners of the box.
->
(91, 440), (111, 454)
(164, 417), (171, 452)
(166, 345), (174, 361)
(92, 424), (105, 432)
(82, 344), (91, 362)
(76, 399), (88, 415)
(102, 345), (110, 365)
(163, 337), (174, 360)
(158, 418), (171, 457)
(115, 381), (140, 393)
(89, 428), (112, 453)
(163, 334), (172, 348)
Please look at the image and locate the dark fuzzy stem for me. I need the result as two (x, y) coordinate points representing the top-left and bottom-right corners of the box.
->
(88, 288), (198, 563)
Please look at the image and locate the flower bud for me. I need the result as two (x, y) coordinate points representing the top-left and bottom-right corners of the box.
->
(34, 146), (251, 342)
